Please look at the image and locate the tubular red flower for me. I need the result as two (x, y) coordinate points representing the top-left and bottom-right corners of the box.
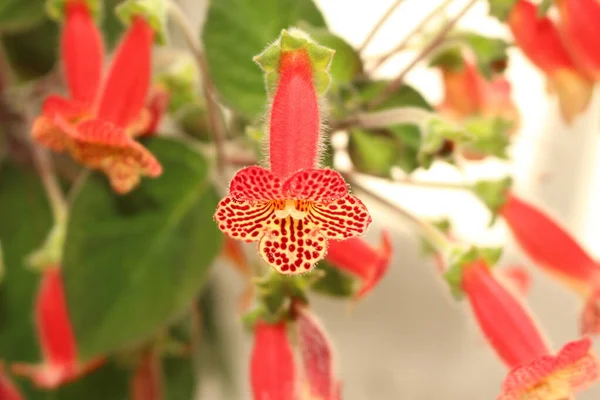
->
(12, 267), (103, 388)
(130, 349), (163, 400)
(269, 50), (320, 179)
(557, 0), (600, 79)
(97, 17), (154, 129)
(62, 0), (104, 106)
(508, 0), (593, 123)
(251, 321), (296, 400)
(439, 60), (485, 119)
(214, 167), (371, 274)
(325, 230), (392, 299)
(500, 193), (600, 294)
(295, 305), (338, 400)
(461, 261), (600, 399)
(0, 369), (23, 400)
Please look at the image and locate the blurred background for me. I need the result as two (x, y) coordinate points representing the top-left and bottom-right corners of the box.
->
(177, 0), (600, 399)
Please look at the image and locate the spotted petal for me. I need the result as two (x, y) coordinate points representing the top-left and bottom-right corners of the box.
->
(259, 216), (327, 274)
(307, 194), (371, 240)
(229, 166), (284, 202)
(283, 168), (348, 203)
(32, 115), (74, 153)
(214, 196), (280, 242)
(498, 338), (599, 400)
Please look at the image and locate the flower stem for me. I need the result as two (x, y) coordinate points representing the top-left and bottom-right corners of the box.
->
(346, 173), (452, 253)
(31, 146), (68, 224)
(358, 0), (407, 54)
(368, 0), (478, 109)
(367, 0), (454, 74)
(167, 0), (227, 177)
(337, 106), (436, 131)
(394, 175), (469, 191)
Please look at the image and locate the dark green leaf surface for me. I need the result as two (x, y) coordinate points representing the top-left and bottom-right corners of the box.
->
(202, 0), (326, 118)
(0, 0), (46, 34)
(64, 137), (223, 360)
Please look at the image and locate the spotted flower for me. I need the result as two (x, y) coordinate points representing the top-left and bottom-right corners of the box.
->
(32, 0), (161, 193)
(215, 30), (371, 274)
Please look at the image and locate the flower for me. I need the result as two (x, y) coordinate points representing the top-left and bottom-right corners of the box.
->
(251, 321), (296, 400)
(0, 368), (23, 400)
(557, 0), (600, 80)
(459, 260), (600, 399)
(325, 230), (392, 299)
(500, 193), (600, 334)
(215, 31), (371, 274)
(508, 0), (594, 123)
(32, 0), (161, 194)
(294, 304), (339, 400)
(12, 267), (103, 388)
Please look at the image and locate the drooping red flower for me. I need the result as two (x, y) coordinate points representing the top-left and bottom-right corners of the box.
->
(294, 304), (339, 400)
(250, 321), (296, 400)
(215, 38), (371, 274)
(508, 0), (594, 123)
(32, 1), (161, 194)
(130, 349), (163, 400)
(460, 260), (600, 399)
(0, 368), (23, 400)
(500, 193), (600, 334)
(557, 0), (600, 80)
(12, 267), (103, 388)
(325, 230), (392, 299)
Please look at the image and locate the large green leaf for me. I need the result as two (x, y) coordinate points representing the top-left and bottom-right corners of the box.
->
(0, 0), (46, 34)
(63, 136), (223, 360)
(202, 0), (327, 118)
(0, 163), (52, 363)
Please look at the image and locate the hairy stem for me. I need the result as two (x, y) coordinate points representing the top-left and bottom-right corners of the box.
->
(167, 0), (227, 177)
(31, 146), (68, 224)
(368, 0), (478, 109)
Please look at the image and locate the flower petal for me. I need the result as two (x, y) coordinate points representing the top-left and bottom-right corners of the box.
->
(214, 197), (279, 242)
(581, 288), (600, 335)
(497, 266), (532, 298)
(32, 115), (73, 153)
(42, 95), (88, 120)
(283, 169), (348, 203)
(228, 166), (284, 202)
(307, 195), (371, 240)
(259, 216), (327, 274)
(554, 337), (599, 390)
(65, 119), (162, 194)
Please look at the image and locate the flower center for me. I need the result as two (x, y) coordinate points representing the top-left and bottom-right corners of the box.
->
(274, 199), (307, 220)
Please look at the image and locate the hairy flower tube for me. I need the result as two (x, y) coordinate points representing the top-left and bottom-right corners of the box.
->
(32, 0), (161, 194)
(508, 0), (594, 123)
(557, 0), (600, 80)
(500, 193), (600, 334)
(325, 231), (392, 299)
(459, 260), (600, 399)
(214, 31), (371, 274)
(12, 267), (103, 388)
(251, 321), (296, 400)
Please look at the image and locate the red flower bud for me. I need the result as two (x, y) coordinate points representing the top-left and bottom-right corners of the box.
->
(508, 0), (594, 123)
(12, 267), (103, 388)
(0, 369), (23, 400)
(325, 230), (392, 299)
(130, 349), (163, 400)
(250, 321), (296, 400)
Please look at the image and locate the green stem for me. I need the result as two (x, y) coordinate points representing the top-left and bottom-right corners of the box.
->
(31, 145), (67, 224)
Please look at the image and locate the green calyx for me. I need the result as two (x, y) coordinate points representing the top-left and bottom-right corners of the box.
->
(46, 0), (102, 22)
(443, 245), (503, 299)
(471, 176), (513, 224)
(27, 221), (67, 271)
(253, 28), (336, 96)
(116, 0), (168, 44)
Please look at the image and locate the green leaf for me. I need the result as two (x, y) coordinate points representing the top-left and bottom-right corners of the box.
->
(487, 0), (518, 21)
(101, 0), (126, 49)
(164, 355), (197, 400)
(471, 176), (512, 223)
(63, 136), (223, 360)
(0, 0), (45, 34)
(348, 129), (399, 178)
(202, 0), (326, 118)
(460, 116), (512, 159)
(310, 261), (355, 298)
(0, 163), (52, 364)
(1, 18), (59, 81)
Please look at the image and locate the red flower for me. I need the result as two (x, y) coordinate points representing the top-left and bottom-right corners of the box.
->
(32, 1), (161, 194)
(500, 193), (600, 334)
(251, 321), (296, 400)
(215, 40), (371, 274)
(325, 230), (392, 299)
(508, 0), (594, 123)
(130, 349), (162, 400)
(460, 260), (600, 399)
(295, 304), (339, 400)
(12, 267), (103, 388)
(0, 368), (23, 400)
(557, 0), (600, 80)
